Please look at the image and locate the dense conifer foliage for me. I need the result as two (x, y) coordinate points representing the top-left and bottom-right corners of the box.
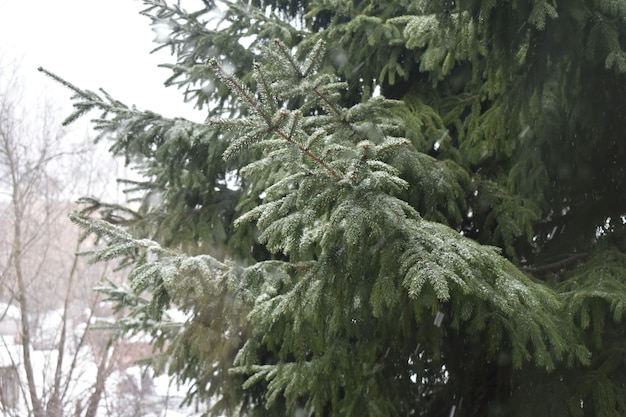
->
(45, 0), (626, 416)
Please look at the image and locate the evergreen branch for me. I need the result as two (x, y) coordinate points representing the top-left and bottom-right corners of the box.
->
(208, 59), (272, 124)
(272, 39), (304, 76)
(38, 67), (107, 125)
(305, 129), (326, 150)
(69, 213), (179, 258)
(304, 3), (358, 19)
(376, 137), (411, 154)
(270, 118), (341, 180)
(302, 39), (325, 77)
(254, 62), (277, 114)
(287, 110), (301, 139)
(37, 67), (83, 96)
(312, 86), (344, 117)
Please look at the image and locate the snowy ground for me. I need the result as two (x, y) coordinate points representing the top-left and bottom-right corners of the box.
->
(0, 307), (207, 417)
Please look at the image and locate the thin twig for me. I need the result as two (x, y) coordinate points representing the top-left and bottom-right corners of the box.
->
(272, 123), (341, 180)
(272, 39), (303, 76)
(302, 41), (325, 77)
(209, 60), (272, 124)
(254, 63), (277, 114)
(313, 87), (343, 117)
(37, 67), (84, 96)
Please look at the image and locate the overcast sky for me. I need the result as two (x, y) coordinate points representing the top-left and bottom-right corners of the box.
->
(0, 0), (203, 121)
(0, 0), (208, 202)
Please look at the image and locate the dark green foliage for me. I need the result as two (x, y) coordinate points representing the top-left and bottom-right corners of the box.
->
(49, 0), (626, 416)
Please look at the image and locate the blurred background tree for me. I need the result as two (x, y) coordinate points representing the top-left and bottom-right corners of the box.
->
(0, 58), (192, 417)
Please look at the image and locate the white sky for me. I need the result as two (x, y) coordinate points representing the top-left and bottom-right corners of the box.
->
(0, 0), (204, 121)
(0, 0), (208, 202)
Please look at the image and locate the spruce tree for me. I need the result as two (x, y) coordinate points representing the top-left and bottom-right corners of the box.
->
(42, 0), (626, 416)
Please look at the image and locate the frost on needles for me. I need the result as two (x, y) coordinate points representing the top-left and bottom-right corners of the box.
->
(64, 39), (588, 417)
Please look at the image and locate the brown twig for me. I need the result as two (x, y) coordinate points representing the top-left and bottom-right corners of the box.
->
(272, 121), (341, 180)
(312, 87), (343, 117)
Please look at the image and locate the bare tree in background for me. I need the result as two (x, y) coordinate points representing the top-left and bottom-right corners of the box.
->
(0, 60), (128, 417)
